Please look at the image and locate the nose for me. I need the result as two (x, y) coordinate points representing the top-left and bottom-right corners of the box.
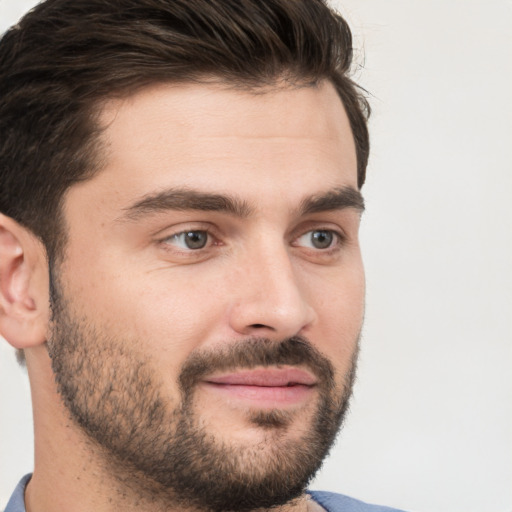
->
(227, 243), (317, 339)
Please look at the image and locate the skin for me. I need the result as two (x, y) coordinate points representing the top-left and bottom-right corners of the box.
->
(0, 79), (364, 512)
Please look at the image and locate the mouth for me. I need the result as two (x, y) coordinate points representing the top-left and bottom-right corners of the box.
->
(201, 367), (317, 407)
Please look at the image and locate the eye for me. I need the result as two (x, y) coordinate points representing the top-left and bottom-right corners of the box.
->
(295, 229), (338, 250)
(166, 230), (209, 250)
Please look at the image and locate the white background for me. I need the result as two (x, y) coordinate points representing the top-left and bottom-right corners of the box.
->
(1, 1), (511, 511)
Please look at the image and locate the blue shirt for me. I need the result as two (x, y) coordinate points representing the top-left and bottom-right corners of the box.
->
(5, 474), (406, 512)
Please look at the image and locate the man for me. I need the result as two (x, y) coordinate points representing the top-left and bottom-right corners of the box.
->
(0, 1), (404, 511)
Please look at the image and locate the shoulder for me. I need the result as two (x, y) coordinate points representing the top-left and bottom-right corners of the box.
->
(308, 490), (408, 512)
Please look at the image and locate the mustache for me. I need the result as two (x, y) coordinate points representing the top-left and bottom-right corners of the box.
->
(178, 336), (336, 393)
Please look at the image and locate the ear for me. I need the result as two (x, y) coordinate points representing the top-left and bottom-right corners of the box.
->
(0, 214), (49, 349)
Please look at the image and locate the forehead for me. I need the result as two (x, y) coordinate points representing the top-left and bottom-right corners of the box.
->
(65, 80), (357, 216)
(101, 79), (353, 136)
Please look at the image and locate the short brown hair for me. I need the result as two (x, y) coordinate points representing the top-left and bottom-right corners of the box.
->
(0, 0), (369, 260)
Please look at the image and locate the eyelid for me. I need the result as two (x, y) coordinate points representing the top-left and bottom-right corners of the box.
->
(165, 230), (210, 251)
(293, 228), (344, 249)
(291, 219), (347, 241)
(151, 220), (215, 239)
(156, 223), (221, 254)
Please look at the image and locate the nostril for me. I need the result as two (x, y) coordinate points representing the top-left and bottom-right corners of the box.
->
(250, 323), (272, 330)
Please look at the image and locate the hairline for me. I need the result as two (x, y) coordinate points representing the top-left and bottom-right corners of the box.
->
(52, 75), (356, 249)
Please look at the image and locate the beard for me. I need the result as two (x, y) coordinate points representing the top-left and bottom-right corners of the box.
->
(47, 274), (359, 512)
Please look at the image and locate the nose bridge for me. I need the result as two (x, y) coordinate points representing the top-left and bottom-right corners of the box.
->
(228, 233), (316, 337)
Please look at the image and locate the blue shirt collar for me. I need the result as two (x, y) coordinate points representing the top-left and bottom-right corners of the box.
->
(4, 474), (31, 512)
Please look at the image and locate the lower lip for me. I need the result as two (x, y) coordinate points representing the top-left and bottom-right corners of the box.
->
(201, 382), (315, 407)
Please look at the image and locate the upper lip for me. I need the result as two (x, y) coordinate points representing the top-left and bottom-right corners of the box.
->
(204, 367), (317, 387)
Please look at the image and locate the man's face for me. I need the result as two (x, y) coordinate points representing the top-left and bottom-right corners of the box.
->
(48, 81), (365, 511)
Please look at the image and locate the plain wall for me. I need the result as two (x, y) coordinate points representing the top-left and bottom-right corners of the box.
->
(1, 1), (511, 511)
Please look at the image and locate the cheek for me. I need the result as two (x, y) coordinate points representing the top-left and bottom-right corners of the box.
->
(308, 263), (365, 366)
(59, 252), (230, 371)
(129, 275), (226, 355)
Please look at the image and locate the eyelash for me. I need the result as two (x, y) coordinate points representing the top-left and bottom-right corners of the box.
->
(158, 226), (346, 256)
(160, 227), (219, 253)
(293, 229), (345, 252)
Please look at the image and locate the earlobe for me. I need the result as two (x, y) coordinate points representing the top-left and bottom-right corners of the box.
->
(0, 214), (49, 349)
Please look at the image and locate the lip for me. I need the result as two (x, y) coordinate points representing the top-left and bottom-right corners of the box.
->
(205, 368), (317, 387)
(201, 367), (317, 406)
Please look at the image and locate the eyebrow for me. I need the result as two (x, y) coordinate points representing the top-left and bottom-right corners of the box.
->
(299, 186), (365, 215)
(121, 188), (253, 221)
(120, 185), (364, 222)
